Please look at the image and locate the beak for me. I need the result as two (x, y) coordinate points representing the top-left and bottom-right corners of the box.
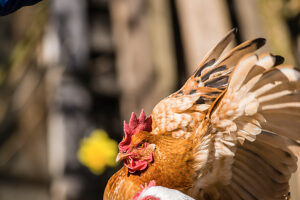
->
(116, 152), (128, 162)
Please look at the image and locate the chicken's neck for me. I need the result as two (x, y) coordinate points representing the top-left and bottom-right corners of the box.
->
(135, 135), (195, 193)
(104, 135), (195, 200)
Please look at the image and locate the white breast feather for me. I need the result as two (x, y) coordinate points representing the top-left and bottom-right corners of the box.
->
(138, 186), (195, 200)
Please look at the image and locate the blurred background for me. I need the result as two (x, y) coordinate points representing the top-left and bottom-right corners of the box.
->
(0, 0), (299, 199)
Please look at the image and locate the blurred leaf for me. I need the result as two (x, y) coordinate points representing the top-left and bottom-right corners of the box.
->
(77, 129), (118, 175)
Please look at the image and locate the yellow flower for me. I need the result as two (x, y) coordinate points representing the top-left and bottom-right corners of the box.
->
(78, 129), (118, 175)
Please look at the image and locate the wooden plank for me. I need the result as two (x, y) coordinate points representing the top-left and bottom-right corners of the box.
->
(0, 182), (49, 200)
(234, 0), (295, 65)
(175, 0), (232, 75)
(109, 0), (176, 118)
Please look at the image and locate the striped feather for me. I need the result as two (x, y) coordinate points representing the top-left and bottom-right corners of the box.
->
(151, 30), (267, 140)
(191, 38), (300, 199)
(198, 28), (237, 67)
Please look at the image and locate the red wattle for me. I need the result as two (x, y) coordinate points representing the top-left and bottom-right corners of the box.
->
(124, 153), (153, 173)
(124, 159), (148, 173)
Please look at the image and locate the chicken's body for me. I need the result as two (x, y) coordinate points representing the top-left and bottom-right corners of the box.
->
(104, 29), (300, 200)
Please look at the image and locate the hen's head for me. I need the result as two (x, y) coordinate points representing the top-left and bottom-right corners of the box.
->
(117, 110), (155, 173)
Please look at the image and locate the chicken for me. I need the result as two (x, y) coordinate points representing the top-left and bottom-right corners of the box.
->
(104, 29), (300, 200)
(133, 181), (195, 200)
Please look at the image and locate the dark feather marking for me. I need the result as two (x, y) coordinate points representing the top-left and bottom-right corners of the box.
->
(235, 38), (265, 52)
(218, 86), (227, 91)
(202, 96), (217, 102)
(220, 38), (266, 64)
(194, 59), (216, 77)
(255, 38), (266, 49)
(208, 97), (216, 102)
(284, 151), (292, 158)
(274, 55), (284, 66)
(195, 97), (205, 104)
(204, 75), (229, 88)
(201, 65), (227, 82)
(206, 91), (222, 96)
(201, 95), (216, 101)
(195, 96), (216, 104)
(178, 90), (183, 95)
(189, 89), (197, 95)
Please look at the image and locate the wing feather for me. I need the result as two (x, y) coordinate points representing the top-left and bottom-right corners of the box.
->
(190, 42), (300, 199)
(223, 185), (243, 200)
(151, 31), (266, 139)
(199, 28), (237, 66)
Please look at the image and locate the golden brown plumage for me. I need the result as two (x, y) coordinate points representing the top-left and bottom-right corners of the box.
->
(104, 133), (194, 200)
(104, 29), (300, 200)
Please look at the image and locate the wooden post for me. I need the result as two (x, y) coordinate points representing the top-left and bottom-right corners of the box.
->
(109, 0), (177, 119)
(175, 0), (233, 75)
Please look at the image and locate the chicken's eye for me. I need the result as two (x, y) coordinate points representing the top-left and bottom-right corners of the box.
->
(137, 143), (144, 149)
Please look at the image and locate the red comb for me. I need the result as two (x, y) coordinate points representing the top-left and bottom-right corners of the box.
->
(119, 109), (152, 152)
